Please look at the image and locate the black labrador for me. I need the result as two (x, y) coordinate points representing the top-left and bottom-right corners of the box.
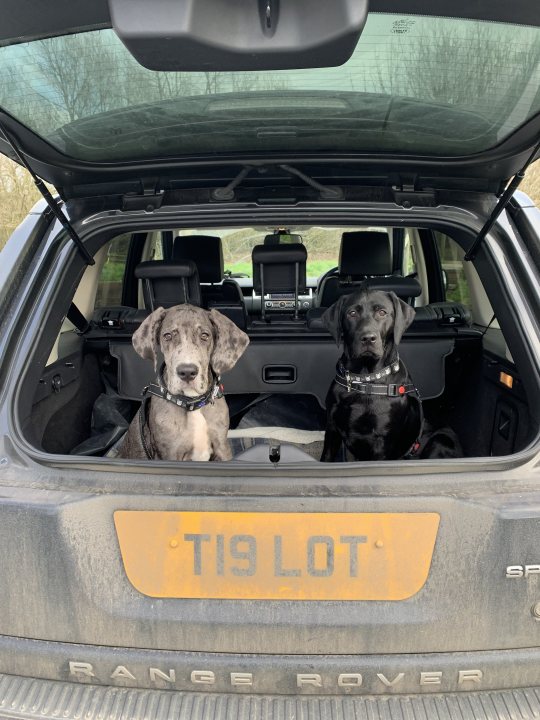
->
(321, 288), (422, 462)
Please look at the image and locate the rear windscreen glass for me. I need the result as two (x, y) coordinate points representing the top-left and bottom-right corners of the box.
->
(0, 13), (539, 162)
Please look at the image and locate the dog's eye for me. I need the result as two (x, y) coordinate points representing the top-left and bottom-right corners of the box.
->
(376, 309), (387, 317)
(163, 332), (172, 341)
(347, 309), (357, 317)
(200, 332), (210, 341)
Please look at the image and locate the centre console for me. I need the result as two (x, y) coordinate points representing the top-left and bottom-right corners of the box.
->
(258, 290), (314, 312)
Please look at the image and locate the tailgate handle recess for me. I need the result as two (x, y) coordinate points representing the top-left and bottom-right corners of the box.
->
(262, 364), (297, 384)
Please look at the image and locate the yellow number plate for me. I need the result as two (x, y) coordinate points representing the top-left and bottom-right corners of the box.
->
(114, 511), (439, 600)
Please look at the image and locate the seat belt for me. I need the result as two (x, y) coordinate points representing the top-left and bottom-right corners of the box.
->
(392, 228), (404, 274)
(67, 303), (90, 333)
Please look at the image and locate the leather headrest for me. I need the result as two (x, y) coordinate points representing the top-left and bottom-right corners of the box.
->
(135, 260), (201, 309)
(361, 275), (422, 298)
(339, 231), (392, 276)
(252, 243), (307, 265)
(135, 260), (198, 279)
(173, 235), (224, 283)
(251, 243), (307, 294)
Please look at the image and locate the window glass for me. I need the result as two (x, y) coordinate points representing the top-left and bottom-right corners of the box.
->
(1, 16), (538, 162)
(402, 229), (417, 276)
(145, 233), (164, 261)
(95, 234), (130, 308)
(435, 233), (471, 308)
(175, 226), (389, 279)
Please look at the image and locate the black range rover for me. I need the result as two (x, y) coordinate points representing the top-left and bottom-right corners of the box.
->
(1, 0), (540, 718)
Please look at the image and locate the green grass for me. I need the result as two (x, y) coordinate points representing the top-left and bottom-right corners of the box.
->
(100, 261), (125, 282)
(306, 259), (338, 276)
(446, 277), (471, 309)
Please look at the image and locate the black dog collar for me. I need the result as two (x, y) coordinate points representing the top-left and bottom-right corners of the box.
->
(335, 377), (417, 397)
(337, 357), (401, 385)
(143, 363), (224, 412)
(335, 357), (417, 397)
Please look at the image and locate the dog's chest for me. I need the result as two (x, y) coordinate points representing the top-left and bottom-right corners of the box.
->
(152, 401), (212, 461)
(186, 411), (212, 461)
(333, 395), (391, 434)
(331, 389), (419, 460)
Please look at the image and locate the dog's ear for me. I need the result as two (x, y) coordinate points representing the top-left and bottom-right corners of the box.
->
(322, 295), (346, 345)
(389, 293), (416, 345)
(132, 306), (167, 371)
(208, 309), (250, 375)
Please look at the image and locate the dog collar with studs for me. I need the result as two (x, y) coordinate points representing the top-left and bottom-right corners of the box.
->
(143, 363), (224, 412)
(335, 357), (418, 397)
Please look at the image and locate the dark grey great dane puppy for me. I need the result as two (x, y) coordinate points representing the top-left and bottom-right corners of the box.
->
(321, 287), (422, 462)
(119, 304), (249, 461)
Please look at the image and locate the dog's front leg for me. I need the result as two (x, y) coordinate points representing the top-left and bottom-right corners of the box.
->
(211, 433), (233, 461)
(321, 423), (342, 462)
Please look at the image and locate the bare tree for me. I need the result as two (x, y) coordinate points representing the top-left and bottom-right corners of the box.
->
(0, 156), (42, 249)
(522, 161), (540, 205)
(371, 18), (540, 115)
(202, 70), (289, 95)
(12, 29), (290, 132)
(32, 34), (101, 122)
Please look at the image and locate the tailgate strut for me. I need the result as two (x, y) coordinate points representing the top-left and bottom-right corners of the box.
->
(0, 119), (94, 266)
(465, 137), (540, 262)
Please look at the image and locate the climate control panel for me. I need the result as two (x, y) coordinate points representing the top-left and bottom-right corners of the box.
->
(263, 292), (312, 311)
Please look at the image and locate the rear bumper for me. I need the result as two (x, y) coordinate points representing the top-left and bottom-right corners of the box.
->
(1, 634), (540, 697)
(0, 672), (540, 720)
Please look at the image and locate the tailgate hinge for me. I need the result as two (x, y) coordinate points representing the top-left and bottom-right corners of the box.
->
(392, 180), (436, 208)
(123, 179), (164, 212)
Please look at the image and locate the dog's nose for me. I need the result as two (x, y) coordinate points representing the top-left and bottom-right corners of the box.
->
(176, 364), (199, 381)
(361, 333), (377, 344)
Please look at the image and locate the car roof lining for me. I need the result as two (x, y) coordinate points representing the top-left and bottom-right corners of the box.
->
(1, 0), (539, 47)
